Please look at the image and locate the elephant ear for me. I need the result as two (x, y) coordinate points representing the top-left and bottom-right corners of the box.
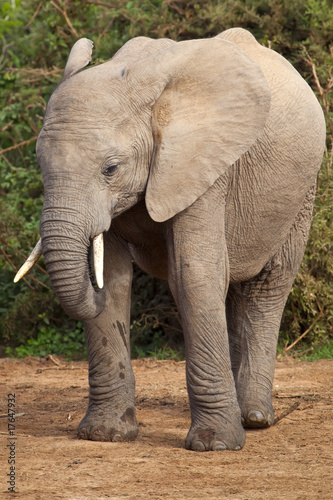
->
(62, 38), (94, 81)
(141, 38), (271, 222)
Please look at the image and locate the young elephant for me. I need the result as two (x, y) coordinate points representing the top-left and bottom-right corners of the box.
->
(16, 28), (325, 451)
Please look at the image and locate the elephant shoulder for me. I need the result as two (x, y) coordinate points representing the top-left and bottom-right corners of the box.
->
(218, 27), (319, 110)
(218, 28), (301, 83)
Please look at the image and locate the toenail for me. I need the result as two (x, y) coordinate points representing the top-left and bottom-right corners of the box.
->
(192, 441), (206, 452)
(212, 441), (227, 451)
(248, 411), (264, 422)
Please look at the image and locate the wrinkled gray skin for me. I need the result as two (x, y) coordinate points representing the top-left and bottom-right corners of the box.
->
(36, 28), (325, 451)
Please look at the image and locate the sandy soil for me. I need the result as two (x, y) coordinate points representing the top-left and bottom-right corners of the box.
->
(0, 356), (332, 499)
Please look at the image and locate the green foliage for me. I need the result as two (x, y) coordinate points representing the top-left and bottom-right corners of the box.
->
(279, 161), (333, 351)
(130, 265), (182, 358)
(5, 318), (86, 359)
(1, 0), (332, 359)
(302, 339), (333, 361)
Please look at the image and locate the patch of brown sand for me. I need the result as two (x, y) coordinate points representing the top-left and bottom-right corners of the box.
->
(0, 357), (332, 499)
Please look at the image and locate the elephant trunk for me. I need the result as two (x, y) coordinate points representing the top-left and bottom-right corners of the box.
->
(40, 208), (106, 320)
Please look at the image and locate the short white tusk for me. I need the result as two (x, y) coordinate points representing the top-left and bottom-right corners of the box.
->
(93, 233), (104, 289)
(14, 238), (43, 283)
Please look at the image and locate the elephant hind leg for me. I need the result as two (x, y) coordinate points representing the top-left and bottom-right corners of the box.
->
(226, 184), (316, 428)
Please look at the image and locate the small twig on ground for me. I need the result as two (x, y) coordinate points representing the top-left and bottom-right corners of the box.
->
(275, 394), (302, 399)
(0, 413), (25, 419)
(0, 431), (31, 437)
(66, 411), (77, 421)
(46, 354), (61, 366)
(35, 366), (84, 373)
(273, 401), (301, 425)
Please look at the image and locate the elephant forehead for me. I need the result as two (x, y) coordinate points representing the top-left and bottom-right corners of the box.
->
(45, 95), (125, 125)
(38, 128), (116, 160)
(45, 70), (129, 122)
(36, 121), (138, 169)
(42, 94), (135, 147)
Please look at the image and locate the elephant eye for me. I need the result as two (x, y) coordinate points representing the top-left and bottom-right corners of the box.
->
(103, 164), (118, 176)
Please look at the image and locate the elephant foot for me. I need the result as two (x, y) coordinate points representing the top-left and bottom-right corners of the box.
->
(185, 421), (246, 452)
(78, 405), (139, 442)
(241, 402), (275, 429)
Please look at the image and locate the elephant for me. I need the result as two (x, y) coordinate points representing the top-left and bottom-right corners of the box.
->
(15, 27), (325, 451)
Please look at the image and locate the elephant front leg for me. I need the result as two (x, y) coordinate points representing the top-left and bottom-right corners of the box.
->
(167, 200), (245, 451)
(78, 232), (138, 442)
(183, 316), (245, 451)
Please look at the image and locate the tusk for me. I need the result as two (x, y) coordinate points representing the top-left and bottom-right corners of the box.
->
(93, 233), (104, 289)
(14, 238), (43, 283)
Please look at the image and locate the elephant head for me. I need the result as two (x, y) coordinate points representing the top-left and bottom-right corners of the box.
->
(15, 35), (270, 320)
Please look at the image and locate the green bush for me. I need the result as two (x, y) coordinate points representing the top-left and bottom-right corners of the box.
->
(1, 0), (332, 358)
(5, 318), (86, 359)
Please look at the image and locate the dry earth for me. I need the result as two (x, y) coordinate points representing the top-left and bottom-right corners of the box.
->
(0, 356), (332, 499)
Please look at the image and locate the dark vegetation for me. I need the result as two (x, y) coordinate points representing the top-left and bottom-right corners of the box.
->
(0, 0), (332, 359)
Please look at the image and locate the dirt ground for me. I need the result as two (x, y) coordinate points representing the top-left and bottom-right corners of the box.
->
(0, 356), (332, 499)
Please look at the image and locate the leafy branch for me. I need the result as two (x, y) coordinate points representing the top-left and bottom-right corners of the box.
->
(302, 47), (333, 170)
